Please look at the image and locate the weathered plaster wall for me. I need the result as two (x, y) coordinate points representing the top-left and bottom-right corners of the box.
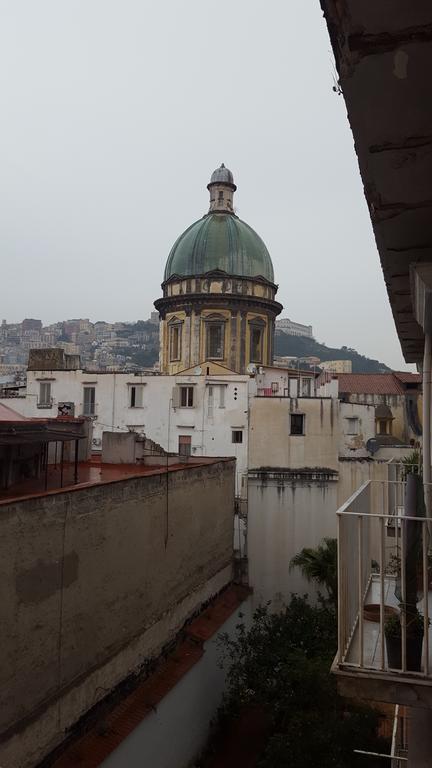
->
(248, 474), (338, 607)
(248, 459), (389, 608)
(102, 596), (253, 768)
(339, 401), (375, 458)
(0, 460), (234, 768)
(249, 396), (340, 471)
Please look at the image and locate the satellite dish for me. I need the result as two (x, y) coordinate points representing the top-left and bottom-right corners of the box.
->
(247, 364), (257, 374)
(194, 366), (202, 375)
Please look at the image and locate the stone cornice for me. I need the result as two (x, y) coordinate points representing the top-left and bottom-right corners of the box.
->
(154, 293), (283, 319)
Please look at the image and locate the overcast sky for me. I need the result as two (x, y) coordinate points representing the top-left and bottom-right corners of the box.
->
(0, 1), (411, 369)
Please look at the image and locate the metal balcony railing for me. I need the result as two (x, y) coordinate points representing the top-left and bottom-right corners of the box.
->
(37, 398), (53, 409)
(337, 478), (432, 680)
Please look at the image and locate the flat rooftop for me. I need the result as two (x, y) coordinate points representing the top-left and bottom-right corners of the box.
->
(0, 456), (231, 506)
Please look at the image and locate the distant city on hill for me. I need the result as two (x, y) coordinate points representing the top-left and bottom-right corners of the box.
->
(0, 313), (391, 379)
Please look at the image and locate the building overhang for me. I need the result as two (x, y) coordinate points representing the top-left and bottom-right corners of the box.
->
(320, 1), (432, 362)
(332, 658), (432, 710)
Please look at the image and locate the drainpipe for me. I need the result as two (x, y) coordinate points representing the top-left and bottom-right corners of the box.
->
(423, 331), (431, 518)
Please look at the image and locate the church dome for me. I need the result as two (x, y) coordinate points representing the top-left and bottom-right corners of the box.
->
(164, 165), (274, 283)
(164, 214), (274, 282)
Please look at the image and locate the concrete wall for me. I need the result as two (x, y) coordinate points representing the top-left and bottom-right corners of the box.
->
(0, 459), (235, 768)
(247, 459), (389, 608)
(249, 396), (340, 471)
(248, 472), (338, 608)
(102, 597), (253, 768)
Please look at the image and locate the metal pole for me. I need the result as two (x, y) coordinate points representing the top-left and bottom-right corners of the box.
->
(74, 439), (79, 485)
(337, 514), (343, 663)
(60, 441), (65, 488)
(423, 521), (430, 675)
(358, 515), (364, 667)
(423, 331), (431, 518)
(44, 443), (49, 491)
(380, 516), (385, 670)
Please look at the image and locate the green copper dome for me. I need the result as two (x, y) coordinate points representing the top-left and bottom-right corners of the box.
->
(164, 165), (275, 283)
(164, 213), (274, 283)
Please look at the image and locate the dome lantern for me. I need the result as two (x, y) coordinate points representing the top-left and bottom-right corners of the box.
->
(207, 163), (236, 213)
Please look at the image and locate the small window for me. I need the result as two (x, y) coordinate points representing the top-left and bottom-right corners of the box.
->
(219, 385), (225, 408)
(218, 190), (224, 203)
(378, 419), (388, 435)
(250, 327), (263, 363)
(130, 385), (144, 408)
(83, 386), (96, 416)
(301, 378), (312, 397)
(38, 382), (52, 407)
(346, 417), (359, 435)
(180, 386), (194, 407)
(208, 386), (214, 418)
(290, 413), (304, 436)
(207, 323), (224, 359)
(271, 382), (279, 393)
(232, 430), (243, 444)
(169, 324), (182, 361)
(178, 435), (192, 456)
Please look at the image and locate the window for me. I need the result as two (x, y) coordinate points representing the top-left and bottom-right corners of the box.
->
(219, 385), (225, 408)
(83, 386), (96, 416)
(290, 413), (305, 435)
(169, 324), (182, 361)
(38, 382), (52, 407)
(250, 327), (263, 363)
(271, 382), (279, 394)
(218, 190), (224, 203)
(130, 385), (144, 408)
(180, 386), (194, 407)
(346, 417), (359, 435)
(178, 435), (191, 456)
(207, 323), (224, 359)
(232, 430), (243, 444)
(208, 385), (214, 418)
(301, 378), (312, 397)
(378, 419), (388, 435)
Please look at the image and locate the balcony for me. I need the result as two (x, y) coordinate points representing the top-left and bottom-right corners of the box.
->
(334, 475), (432, 708)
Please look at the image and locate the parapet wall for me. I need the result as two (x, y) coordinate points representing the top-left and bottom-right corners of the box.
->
(0, 459), (234, 768)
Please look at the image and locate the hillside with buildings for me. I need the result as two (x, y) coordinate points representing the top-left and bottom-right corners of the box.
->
(274, 331), (391, 373)
(0, 315), (160, 377)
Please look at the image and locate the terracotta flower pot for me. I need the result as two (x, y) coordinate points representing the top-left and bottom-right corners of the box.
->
(363, 604), (398, 623)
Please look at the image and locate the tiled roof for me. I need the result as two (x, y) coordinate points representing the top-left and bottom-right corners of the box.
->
(336, 373), (416, 395)
(393, 371), (422, 384)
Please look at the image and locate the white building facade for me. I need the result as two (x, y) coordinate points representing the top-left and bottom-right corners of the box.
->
(276, 317), (313, 338)
(8, 366), (250, 498)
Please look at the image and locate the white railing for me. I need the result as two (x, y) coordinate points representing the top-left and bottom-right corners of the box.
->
(337, 479), (432, 679)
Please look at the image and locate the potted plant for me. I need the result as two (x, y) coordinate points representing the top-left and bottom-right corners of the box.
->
(385, 607), (427, 671)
